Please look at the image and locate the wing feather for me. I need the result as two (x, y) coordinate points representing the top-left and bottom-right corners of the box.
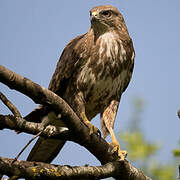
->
(24, 34), (86, 122)
(48, 34), (86, 95)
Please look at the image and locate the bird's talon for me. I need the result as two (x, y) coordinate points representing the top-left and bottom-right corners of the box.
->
(109, 142), (127, 160)
(89, 124), (100, 136)
(120, 150), (127, 159)
(81, 112), (100, 136)
(97, 129), (101, 138)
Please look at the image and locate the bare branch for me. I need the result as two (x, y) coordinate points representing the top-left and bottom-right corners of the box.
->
(0, 115), (152, 180)
(0, 114), (70, 140)
(0, 91), (22, 118)
(0, 65), (151, 179)
(0, 114), (71, 163)
(0, 157), (151, 180)
(0, 65), (118, 163)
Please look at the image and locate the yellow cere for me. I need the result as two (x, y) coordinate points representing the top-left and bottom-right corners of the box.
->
(92, 11), (98, 17)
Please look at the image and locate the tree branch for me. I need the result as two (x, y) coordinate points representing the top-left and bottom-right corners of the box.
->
(0, 115), (151, 180)
(0, 114), (71, 140)
(0, 64), (118, 164)
(0, 65), (151, 179)
(0, 157), (151, 180)
(0, 91), (22, 118)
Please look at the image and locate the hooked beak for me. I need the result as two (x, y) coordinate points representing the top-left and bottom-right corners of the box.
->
(90, 11), (98, 22)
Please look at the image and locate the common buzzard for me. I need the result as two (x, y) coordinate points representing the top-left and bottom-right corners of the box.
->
(25, 5), (135, 162)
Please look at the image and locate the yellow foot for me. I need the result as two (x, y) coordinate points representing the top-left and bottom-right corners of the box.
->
(109, 142), (127, 160)
(81, 112), (101, 136)
(86, 122), (100, 135)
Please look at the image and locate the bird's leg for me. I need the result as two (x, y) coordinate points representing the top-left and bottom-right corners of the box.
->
(109, 127), (127, 160)
(81, 111), (100, 136)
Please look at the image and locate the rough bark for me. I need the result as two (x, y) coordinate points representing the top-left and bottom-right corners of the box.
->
(0, 157), (151, 180)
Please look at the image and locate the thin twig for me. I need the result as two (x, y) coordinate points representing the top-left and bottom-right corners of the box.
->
(0, 89), (48, 161)
(0, 91), (22, 118)
(13, 131), (43, 162)
(13, 117), (60, 162)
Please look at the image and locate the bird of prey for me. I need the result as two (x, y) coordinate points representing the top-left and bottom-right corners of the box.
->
(25, 5), (135, 162)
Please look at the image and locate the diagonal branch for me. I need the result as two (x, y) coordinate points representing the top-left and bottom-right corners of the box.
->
(0, 65), (151, 179)
(0, 64), (118, 164)
(0, 91), (22, 118)
(0, 157), (151, 180)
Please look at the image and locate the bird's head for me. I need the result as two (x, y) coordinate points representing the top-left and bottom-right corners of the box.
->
(90, 5), (127, 34)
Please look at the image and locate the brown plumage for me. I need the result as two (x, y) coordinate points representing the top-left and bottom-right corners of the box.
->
(26, 5), (135, 163)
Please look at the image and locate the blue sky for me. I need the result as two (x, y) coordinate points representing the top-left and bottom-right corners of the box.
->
(0, 0), (180, 168)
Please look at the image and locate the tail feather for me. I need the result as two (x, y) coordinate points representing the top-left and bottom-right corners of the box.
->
(27, 137), (66, 163)
(25, 108), (67, 163)
(24, 105), (50, 123)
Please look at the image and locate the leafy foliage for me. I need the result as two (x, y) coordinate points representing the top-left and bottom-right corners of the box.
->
(118, 98), (176, 180)
(173, 141), (180, 157)
(120, 132), (158, 161)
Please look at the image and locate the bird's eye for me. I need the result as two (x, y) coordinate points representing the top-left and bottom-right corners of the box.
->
(101, 10), (112, 17)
